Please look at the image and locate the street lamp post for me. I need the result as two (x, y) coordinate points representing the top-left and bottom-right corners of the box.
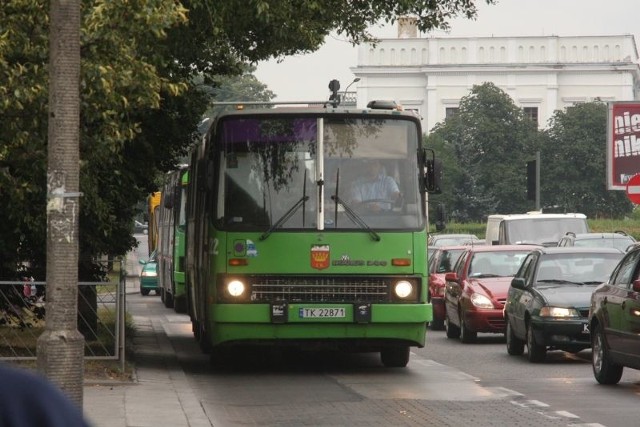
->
(342, 78), (360, 106)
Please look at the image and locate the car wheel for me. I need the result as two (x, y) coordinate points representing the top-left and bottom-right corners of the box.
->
(140, 288), (150, 296)
(506, 320), (525, 356)
(526, 323), (546, 363)
(380, 346), (410, 368)
(460, 316), (477, 343)
(445, 314), (461, 339)
(592, 323), (623, 385)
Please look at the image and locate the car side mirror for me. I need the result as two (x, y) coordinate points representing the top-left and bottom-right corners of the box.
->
(511, 277), (526, 290)
(444, 272), (458, 282)
(633, 279), (640, 292)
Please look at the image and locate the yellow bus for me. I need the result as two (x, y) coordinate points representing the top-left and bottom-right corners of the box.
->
(148, 192), (162, 256)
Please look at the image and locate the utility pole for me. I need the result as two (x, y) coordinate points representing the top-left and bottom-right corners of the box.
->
(37, 0), (84, 406)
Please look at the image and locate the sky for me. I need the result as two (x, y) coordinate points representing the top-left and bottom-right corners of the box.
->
(254, 0), (640, 102)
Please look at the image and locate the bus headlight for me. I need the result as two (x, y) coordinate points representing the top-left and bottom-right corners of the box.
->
(394, 280), (413, 299)
(226, 280), (246, 298)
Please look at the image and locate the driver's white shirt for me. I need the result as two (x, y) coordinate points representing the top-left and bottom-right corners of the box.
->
(351, 173), (399, 210)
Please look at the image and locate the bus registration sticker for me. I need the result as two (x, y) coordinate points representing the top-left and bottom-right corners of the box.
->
(299, 307), (345, 318)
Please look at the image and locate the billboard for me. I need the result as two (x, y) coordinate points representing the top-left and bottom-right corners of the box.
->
(607, 101), (640, 190)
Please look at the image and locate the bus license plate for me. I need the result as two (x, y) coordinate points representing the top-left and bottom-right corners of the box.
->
(299, 307), (346, 318)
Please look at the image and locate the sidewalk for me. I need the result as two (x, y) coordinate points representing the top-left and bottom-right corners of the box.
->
(83, 253), (211, 427)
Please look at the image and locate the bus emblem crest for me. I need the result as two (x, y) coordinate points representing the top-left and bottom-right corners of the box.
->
(310, 245), (330, 270)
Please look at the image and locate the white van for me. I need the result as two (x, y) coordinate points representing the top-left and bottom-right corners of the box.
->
(485, 212), (589, 246)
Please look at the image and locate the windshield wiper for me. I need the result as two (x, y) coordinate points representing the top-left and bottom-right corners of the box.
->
(260, 170), (309, 241)
(537, 279), (583, 285)
(331, 194), (380, 242)
(259, 196), (309, 241)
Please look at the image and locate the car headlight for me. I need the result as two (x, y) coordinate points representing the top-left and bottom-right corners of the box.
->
(539, 306), (580, 318)
(394, 280), (414, 299)
(226, 279), (246, 298)
(141, 270), (157, 277)
(470, 293), (493, 309)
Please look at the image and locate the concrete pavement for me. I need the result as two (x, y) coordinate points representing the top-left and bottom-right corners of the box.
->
(83, 249), (210, 427)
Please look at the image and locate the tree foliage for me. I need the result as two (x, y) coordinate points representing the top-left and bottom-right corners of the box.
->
(540, 102), (633, 218)
(426, 83), (539, 222)
(0, 0), (493, 278)
(426, 89), (634, 224)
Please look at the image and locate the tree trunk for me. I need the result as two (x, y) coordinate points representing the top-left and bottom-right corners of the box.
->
(36, 0), (84, 407)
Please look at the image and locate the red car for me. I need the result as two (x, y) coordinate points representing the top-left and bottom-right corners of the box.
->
(427, 245), (467, 330)
(444, 245), (538, 343)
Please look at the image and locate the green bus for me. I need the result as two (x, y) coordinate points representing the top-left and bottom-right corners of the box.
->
(185, 102), (441, 367)
(157, 167), (189, 313)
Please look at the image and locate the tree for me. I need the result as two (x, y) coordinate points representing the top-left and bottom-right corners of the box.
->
(540, 102), (633, 218)
(426, 83), (540, 222)
(200, 65), (276, 118)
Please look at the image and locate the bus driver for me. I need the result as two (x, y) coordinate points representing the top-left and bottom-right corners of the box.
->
(350, 159), (401, 213)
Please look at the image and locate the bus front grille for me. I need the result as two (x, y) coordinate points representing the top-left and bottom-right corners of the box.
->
(250, 276), (391, 303)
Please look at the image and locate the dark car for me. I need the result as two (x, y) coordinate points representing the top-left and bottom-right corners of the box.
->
(443, 245), (537, 342)
(557, 231), (635, 252)
(427, 245), (466, 330)
(505, 247), (624, 363)
(133, 220), (149, 235)
(589, 243), (640, 384)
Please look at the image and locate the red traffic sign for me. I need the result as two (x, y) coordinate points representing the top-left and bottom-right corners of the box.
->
(626, 174), (640, 204)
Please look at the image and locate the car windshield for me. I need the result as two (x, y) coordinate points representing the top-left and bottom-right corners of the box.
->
(432, 235), (477, 246)
(573, 236), (635, 252)
(536, 252), (624, 284)
(468, 250), (531, 278)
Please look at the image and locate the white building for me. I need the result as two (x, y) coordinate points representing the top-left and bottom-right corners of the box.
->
(351, 20), (640, 132)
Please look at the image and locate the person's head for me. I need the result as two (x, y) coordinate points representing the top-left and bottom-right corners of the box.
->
(363, 159), (382, 178)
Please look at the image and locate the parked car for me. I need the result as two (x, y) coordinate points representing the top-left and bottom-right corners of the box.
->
(139, 250), (159, 296)
(443, 245), (537, 342)
(504, 247), (624, 363)
(557, 231), (636, 252)
(428, 245), (467, 330)
(134, 220), (149, 235)
(589, 243), (640, 384)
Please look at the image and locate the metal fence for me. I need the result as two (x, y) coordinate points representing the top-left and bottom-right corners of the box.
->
(0, 259), (126, 362)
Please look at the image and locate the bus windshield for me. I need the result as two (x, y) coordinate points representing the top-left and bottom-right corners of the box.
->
(215, 115), (423, 231)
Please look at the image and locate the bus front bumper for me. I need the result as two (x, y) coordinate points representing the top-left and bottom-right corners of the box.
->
(209, 302), (432, 347)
